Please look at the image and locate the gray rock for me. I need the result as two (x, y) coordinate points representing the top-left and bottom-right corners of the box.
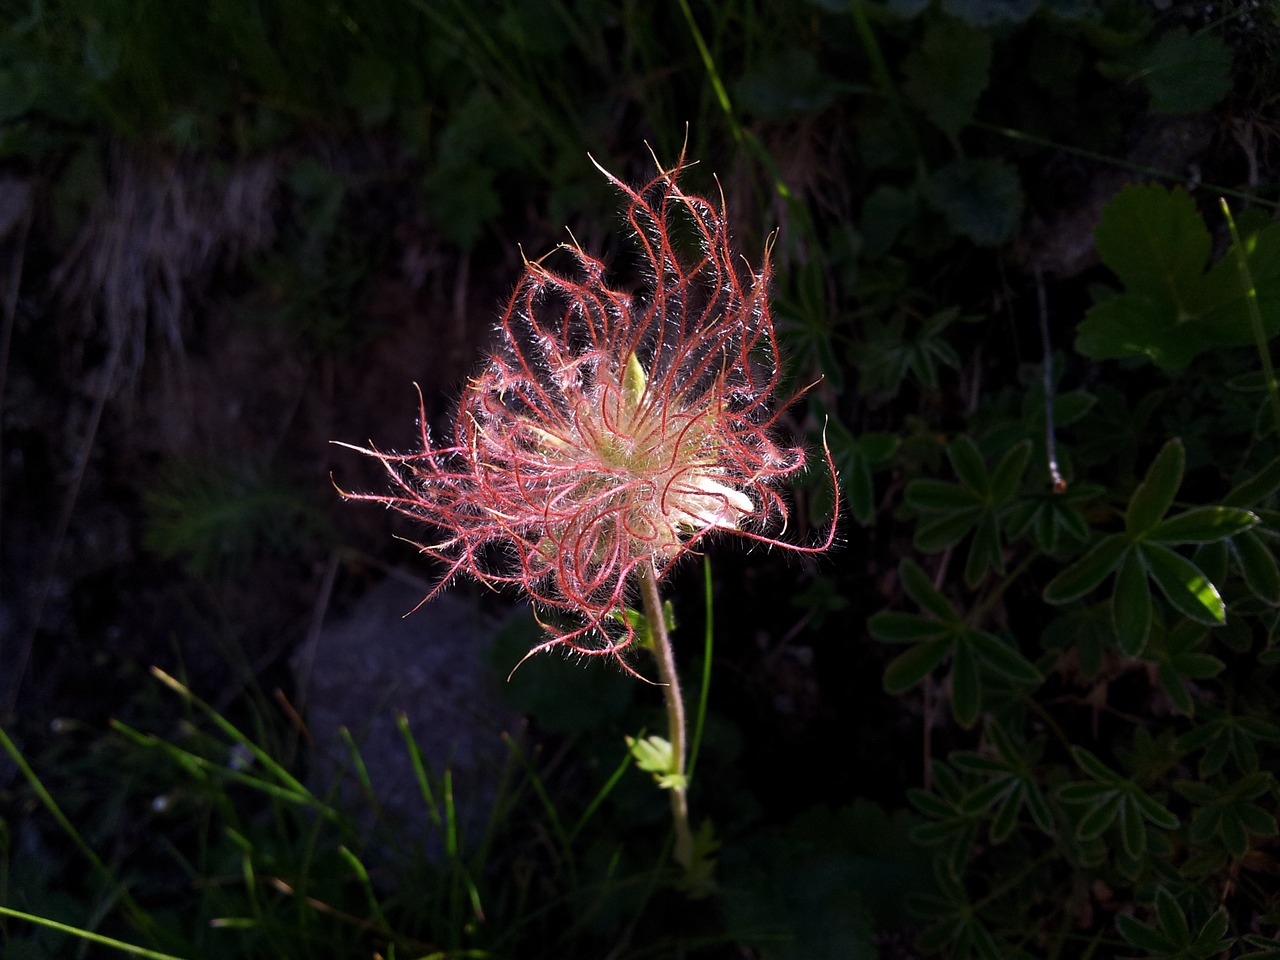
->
(294, 575), (519, 853)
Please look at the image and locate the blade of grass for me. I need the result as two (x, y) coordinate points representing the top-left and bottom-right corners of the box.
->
(0, 727), (157, 937)
(674, 0), (741, 148)
(0, 905), (188, 960)
(109, 719), (339, 820)
(500, 735), (573, 867)
(686, 557), (715, 781)
(396, 711), (443, 828)
(977, 123), (1280, 211)
(1221, 198), (1280, 437)
(338, 726), (380, 815)
(849, 0), (926, 182)
(150, 667), (310, 797)
(568, 747), (635, 844)
(337, 845), (391, 933)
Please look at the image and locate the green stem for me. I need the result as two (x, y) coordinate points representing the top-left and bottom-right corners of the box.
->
(978, 123), (1280, 211)
(637, 558), (693, 870)
(1220, 198), (1280, 437)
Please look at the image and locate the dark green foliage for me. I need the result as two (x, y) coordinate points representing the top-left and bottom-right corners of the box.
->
(5, 0), (1280, 959)
(1077, 186), (1280, 369)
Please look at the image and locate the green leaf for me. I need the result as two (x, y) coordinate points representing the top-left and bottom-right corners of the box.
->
(901, 17), (993, 138)
(868, 612), (952, 644)
(964, 512), (1004, 585)
(1234, 532), (1280, 604)
(1118, 797), (1148, 858)
(907, 479), (981, 512)
(1079, 201), (1280, 368)
(1073, 747), (1122, 784)
(900, 559), (957, 623)
(1154, 887), (1191, 947)
(1095, 187), (1209, 304)
(884, 640), (952, 694)
(916, 509), (983, 552)
(926, 157), (1023, 247)
(1058, 782), (1113, 805)
(860, 432), (901, 465)
(1141, 543), (1226, 625)
(734, 47), (835, 119)
(1129, 788), (1179, 831)
(1142, 28), (1233, 115)
(947, 435), (989, 493)
(1043, 534), (1129, 604)
(967, 629), (1042, 685)
(990, 440), (1032, 503)
(1149, 506), (1258, 543)
(1117, 912), (1171, 953)
(626, 735), (674, 775)
(1075, 294), (1208, 369)
(1113, 548), (1152, 655)
(860, 184), (917, 259)
(1127, 439), (1185, 534)
(1077, 792), (1123, 840)
(1224, 458), (1280, 507)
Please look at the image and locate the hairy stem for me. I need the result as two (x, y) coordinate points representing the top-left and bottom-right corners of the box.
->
(637, 558), (693, 869)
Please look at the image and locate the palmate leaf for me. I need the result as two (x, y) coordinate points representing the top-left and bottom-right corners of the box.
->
(1179, 710), (1280, 777)
(1117, 889), (1234, 960)
(908, 437), (1031, 586)
(1076, 185), (1280, 369)
(1043, 438), (1255, 653)
(1060, 748), (1177, 858)
(1149, 623), (1224, 717)
(1177, 772), (1278, 856)
(951, 727), (1053, 840)
(875, 560), (1040, 725)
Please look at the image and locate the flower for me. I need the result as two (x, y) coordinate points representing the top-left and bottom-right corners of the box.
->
(336, 153), (836, 661)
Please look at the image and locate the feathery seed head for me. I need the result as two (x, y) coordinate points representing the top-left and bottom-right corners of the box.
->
(336, 153), (836, 662)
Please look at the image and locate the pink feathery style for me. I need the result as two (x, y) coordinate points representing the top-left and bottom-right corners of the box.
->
(336, 153), (837, 662)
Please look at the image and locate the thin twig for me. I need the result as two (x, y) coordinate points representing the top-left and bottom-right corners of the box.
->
(1036, 269), (1066, 492)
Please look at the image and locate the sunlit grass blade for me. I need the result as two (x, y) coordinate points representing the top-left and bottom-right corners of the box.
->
(396, 711), (443, 828)
(110, 719), (339, 820)
(337, 844), (391, 934)
(150, 667), (310, 797)
(0, 905), (188, 960)
(1221, 198), (1280, 437)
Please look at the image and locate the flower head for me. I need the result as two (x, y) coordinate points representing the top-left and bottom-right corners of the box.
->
(337, 153), (836, 661)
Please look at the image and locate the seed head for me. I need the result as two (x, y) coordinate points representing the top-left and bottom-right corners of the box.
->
(336, 153), (836, 662)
